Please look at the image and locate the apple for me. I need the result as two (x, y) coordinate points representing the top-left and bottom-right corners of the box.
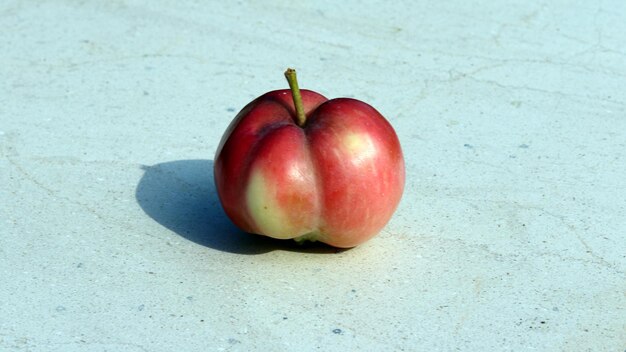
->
(214, 69), (405, 248)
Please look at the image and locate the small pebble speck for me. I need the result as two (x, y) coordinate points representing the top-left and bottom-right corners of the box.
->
(56, 305), (66, 312)
(519, 144), (529, 149)
(463, 143), (473, 149)
(226, 107), (236, 112)
(332, 328), (343, 335)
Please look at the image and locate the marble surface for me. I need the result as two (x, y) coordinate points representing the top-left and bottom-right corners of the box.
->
(1, 1), (625, 351)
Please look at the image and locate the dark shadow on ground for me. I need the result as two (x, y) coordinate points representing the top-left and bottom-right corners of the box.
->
(135, 159), (344, 255)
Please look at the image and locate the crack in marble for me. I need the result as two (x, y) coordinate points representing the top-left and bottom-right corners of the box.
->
(447, 196), (623, 274)
(0, 136), (146, 236)
(465, 76), (626, 110)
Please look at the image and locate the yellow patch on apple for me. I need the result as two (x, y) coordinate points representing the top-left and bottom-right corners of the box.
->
(342, 133), (377, 164)
(245, 168), (300, 239)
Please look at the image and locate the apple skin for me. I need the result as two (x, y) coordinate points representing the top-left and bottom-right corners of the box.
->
(214, 89), (405, 248)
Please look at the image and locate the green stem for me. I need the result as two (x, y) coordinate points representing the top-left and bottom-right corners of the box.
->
(284, 68), (307, 127)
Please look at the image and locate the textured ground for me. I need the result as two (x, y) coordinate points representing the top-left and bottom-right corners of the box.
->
(1, 1), (625, 351)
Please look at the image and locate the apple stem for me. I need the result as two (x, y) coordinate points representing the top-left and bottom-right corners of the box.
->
(284, 68), (307, 127)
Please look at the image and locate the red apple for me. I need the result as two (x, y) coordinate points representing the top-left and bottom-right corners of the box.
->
(214, 69), (404, 248)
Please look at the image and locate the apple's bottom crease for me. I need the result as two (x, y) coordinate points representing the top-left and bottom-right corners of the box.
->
(293, 231), (321, 244)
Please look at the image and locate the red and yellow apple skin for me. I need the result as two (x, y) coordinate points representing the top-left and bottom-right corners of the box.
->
(214, 89), (405, 248)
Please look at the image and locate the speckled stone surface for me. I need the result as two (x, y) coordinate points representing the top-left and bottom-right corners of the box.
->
(1, 1), (625, 351)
